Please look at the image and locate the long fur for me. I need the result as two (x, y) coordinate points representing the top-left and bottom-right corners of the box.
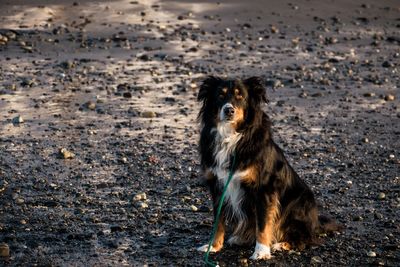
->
(197, 76), (341, 258)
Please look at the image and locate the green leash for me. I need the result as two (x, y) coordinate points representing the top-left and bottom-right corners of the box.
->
(204, 153), (237, 267)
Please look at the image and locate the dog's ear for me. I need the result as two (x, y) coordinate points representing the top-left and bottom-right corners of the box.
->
(244, 76), (268, 104)
(198, 76), (221, 102)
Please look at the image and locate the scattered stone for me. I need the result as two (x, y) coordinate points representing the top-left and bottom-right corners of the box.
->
(361, 137), (369, 143)
(384, 94), (395, 101)
(59, 148), (75, 159)
(311, 256), (323, 264)
(137, 201), (148, 209)
(60, 60), (75, 69)
(367, 251), (377, 257)
(12, 115), (24, 124)
(382, 61), (393, 68)
(190, 205), (198, 212)
(378, 192), (386, 200)
(138, 54), (150, 61)
(141, 111), (156, 118)
(0, 243), (10, 257)
(363, 92), (375, 97)
(123, 92), (132, 98)
(133, 192), (147, 201)
(21, 78), (34, 87)
(299, 92), (308, 98)
(16, 198), (25, 205)
(270, 25), (279, 33)
(85, 101), (96, 110)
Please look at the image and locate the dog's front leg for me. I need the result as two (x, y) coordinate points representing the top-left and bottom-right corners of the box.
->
(198, 172), (226, 253)
(197, 200), (226, 253)
(250, 193), (279, 260)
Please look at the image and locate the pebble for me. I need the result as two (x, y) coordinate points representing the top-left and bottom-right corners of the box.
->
(378, 192), (386, 200)
(141, 111), (156, 118)
(0, 243), (10, 257)
(123, 92), (132, 98)
(60, 60), (75, 69)
(362, 137), (369, 143)
(0, 34), (8, 45)
(190, 205), (198, 212)
(12, 115), (24, 124)
(311, 256), (323, 264)
(270, 25), (279, 33)
(85, 101), (96, 110)
(59, 148), (75, 159)
(384, 94), (395, 101)
(382, 61), (393, 68)
(367, 251), (377, 257)
(16, 198), (25, 205)
(363, 92), (375, 97)
(133, 192), (147, 201)
(138, 201), (148, 209)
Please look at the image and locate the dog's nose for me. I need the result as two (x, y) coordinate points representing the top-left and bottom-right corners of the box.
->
(224, 105), (235, 117)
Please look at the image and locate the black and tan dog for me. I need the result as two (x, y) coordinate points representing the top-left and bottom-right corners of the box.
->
(197, 76), (340, 260)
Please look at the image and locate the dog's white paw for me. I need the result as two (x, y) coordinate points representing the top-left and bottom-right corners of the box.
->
(250, 242), (272, 260)
(197, 244), (218, 253)
(227, 236), (246, 246)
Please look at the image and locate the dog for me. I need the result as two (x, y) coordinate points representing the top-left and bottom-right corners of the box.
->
(196, 76), (341, 260)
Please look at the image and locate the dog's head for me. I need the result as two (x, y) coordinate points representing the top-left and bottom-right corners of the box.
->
(198, 76), (267, 128)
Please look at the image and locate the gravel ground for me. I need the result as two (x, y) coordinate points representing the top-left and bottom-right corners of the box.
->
(0, 0), (399, 266)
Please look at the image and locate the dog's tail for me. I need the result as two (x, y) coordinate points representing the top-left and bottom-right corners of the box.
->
(317, 215), (344, 234)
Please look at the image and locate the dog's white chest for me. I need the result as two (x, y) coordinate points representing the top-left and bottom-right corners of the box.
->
(212, 123), (246, 220)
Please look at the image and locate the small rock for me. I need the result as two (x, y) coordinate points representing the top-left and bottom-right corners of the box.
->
(382, 61), (393, 68)
(137, 201), (148, 209)
(60, 60), (75, 69)
(292, 37), (300, 46)
(190, 205), (198, 212)
(276, 100), (285, 107)
(378, 192), (386, 200)
(384, 94), (395, 101)
(299, 92), (308, 98)
(16, 198), (24, 205)
(12, 115), (24, 124)
(270, 25), (279, 34)
(141, 111), (156, 118)
(311, 256), (323, 264)
(367, 251), (377, 257)
(122, 92), (132, 98)
(363, 92), (375, 97)
(138, 54), (150, 61)
(362, 137), (369, 143)
(133, 192), (147, 201)
(60, 148), (75, 159)
(85, 101), (96, 110)
(0, 243), (10, 257)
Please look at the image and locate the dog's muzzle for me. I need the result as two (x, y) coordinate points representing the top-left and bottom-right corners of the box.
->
(221, 103), (235, 121)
